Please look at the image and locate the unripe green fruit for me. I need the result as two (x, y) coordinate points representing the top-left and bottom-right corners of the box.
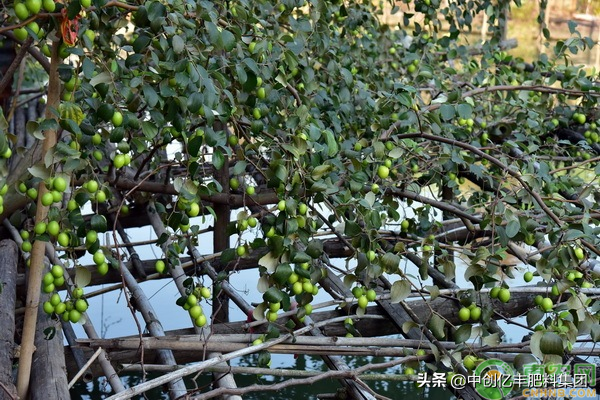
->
(277, 200), (286, 211)
(463, 355), (477, 370)
(95, 190), (107, 202)
(43, 301), (54, 314)
(42, 0), (55, 11)
(34, 222), (47, 235)
(26, 0), (42, 13)
(93, 250), (105, 265)
(50, 293), (61, 306)
(292, 281), (303, 295)
(524, 271), (534, 282)
(186, 294), (198, 307)
(257, 87), (266, 99)
(113, 154), (126, 169)
(97, 262), (109, 275)
(54, 302), (66, 314)
(41, 192), (54, 206)
(86, 230), (98, 244)
(47, 220), (60, 237)
(541, 297), (554, 312)
(67, 199), (78, 211)
(27, 187), (38, 200)
(187, 202), (200, 217)
(304, 303), (313, 315)
(357, 295), (368, 309)
(51, 264), (63, 278)
(53, 176), (67, 192)
(15, 3), (30, 20)
(377, 165), (390, 179)
(194, 314), (207, 327)
(14, 27), (28, 42)
(155, 260), (165, 273)
(69, 309), (82, 323)
(72, 288), (84, 299)
(86, 180), (99, 193)
(490, 287), (500, 298)
(75, 299), (88, 313)
(366, 289), (377, 302)
(43, 272), (54, 286)
(470, 306), (482, 321)
(43, 283), (55, 293)
(189, 305), (203, 319)
(498, 288), (510, 303)
(201, 287), (211, 299)
(22, 241), (32, 252)
(236, 245), (246, 256)
(57, 232), (70, 247)
(111, 111), (123, 126)
(458, 307), (470, 322)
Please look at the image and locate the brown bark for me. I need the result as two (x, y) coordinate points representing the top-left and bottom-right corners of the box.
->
(29, 293), (69, 400)
(0, 240), (18, 400)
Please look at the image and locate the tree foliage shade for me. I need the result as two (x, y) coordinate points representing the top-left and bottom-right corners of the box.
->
(3, 0), (600, 397)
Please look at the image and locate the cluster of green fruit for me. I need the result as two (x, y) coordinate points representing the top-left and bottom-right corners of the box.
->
(534, 295), (554, 313)
(0, 184), (8, 215)
(351, 285), (377, 310)
(176, 286), (211, 327)
(18, 176), (68, 207)
(41, 264), (65, 293)
(42, 285), (88, 324)
(489, 286), (511, 303)
(457, 302), (482, 322)
(12, 0), (53, 42)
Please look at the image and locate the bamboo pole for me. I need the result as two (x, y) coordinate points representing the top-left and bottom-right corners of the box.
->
(146, 202), (242, 400)
(68, 347), (103, 389)
(104, 316), (350, 400)
(16, 38), (61, 400)
(120, 363), (418, 381)
(115, 258), (188, 399)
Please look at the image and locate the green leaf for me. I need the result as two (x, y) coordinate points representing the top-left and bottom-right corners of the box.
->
(505, 220), (520, 238)
(428, 313), (446, 340)
(526, 308), (544, 327)
(212, 148), (225, 170)
(263, 287), (284, 303)
(91, 214), (108, 232)
(454, 324), (472, 344)
(220, 29), (236, 51)
(439, 104), (455, 121)
(390, 279), (411, 303)
(143, 85), (159, 108)
(75, 266), (92, 288)
(172, 35), (185, 54)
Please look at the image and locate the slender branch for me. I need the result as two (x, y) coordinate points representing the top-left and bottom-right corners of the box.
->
(382, 84), (600, 139)
(0, 36), (32, 98)
(192, 356), (409, 400)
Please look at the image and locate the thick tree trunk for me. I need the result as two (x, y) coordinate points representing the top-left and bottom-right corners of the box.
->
(0, 240), (18, 400)
(29, 291), (70, 400)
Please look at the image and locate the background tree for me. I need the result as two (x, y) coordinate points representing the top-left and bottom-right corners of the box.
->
(2, 0), (600, 398)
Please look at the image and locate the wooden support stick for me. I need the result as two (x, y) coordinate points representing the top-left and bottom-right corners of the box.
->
(68, 347), (103, 389)
(16, 38), (60, 400)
